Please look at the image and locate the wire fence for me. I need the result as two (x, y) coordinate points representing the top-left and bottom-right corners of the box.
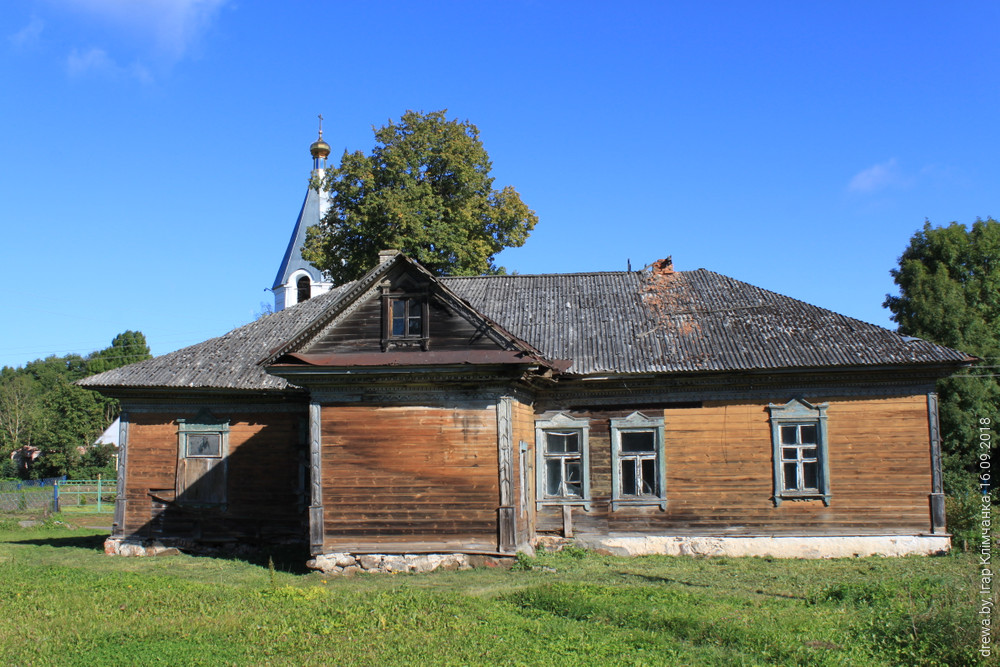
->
(0, 476), (63, 513)
(0, 476), (115, 514)
(57, 478), (115, 514)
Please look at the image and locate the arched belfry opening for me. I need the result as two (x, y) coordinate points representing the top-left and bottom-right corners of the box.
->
(297, 275), (311, 304)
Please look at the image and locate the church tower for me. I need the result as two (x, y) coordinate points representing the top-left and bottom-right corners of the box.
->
(271, 118), (335, 312)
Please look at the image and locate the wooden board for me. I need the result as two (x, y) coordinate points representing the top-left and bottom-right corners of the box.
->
(320, 404), (500, 551)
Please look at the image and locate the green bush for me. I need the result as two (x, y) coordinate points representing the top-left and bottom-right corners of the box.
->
(944, 469), (988, 552)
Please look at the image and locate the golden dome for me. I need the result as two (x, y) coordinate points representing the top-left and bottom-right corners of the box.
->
(310, 136), (331, 159)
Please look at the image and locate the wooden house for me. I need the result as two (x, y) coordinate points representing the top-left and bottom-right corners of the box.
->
(82, 248), (971, 570)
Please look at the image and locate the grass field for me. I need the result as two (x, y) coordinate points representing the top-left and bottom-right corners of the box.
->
(0, 514), (990, 666)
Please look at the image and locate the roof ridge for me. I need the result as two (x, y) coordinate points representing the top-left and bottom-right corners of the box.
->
(442, 270), (661, 279)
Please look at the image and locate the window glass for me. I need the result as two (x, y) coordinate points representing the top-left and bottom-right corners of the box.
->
(622, 463), (637, 495)
(803, 461), (818, 489)
(781, 425), (798, 444)
(800, 425), (817, 444)
(187, 433), (221, 458)
(783, 462), (798, 490)
(391, 299), (407, 336)
(622, 431), (655, 452)
(407, 298), (422, 335)
(546, 431), (578, 454)
(640, 458), (657, 494)
(545, 459), (562, 496)
(565, 462), (582, 496)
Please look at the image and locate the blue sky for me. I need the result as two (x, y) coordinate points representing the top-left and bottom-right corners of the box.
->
(1, 1), (997, 369)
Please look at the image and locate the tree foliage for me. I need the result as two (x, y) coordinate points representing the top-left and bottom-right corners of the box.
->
(0, 331), (151, 479)
(884, 218), (1000, 489)
(303, 110), (538, 283)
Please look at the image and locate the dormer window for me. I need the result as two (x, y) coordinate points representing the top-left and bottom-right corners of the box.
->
(381, 290), (429, 350)
(391, 297), (423, 337)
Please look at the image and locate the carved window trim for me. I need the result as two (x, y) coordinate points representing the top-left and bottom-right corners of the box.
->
(768, 398), (831, 506)
(535, 413), (591, 510)
(610, 412), (666, 511)
(380, 286), (430, 350)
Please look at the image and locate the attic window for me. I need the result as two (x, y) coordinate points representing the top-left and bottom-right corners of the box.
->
(381, 292), (430, 350)
(391, 297), (423, 337)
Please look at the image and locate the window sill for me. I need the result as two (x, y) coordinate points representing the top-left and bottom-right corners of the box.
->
(610, 498), (667, 511)
(774, 493), (831, 507)
(537, 499), (592, 511)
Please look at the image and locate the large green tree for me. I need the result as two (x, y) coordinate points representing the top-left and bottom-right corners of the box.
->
(303, 110), (538, 283)
(884, 218), (1000, 488)
(0, 331), (151, 479)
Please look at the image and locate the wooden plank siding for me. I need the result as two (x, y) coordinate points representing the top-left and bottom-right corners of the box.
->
(320, 404), (501, 552)
(121, 411), (305, 543)
(511, 398), (536, 549)
(537, 395), (935, 537)
(304, 294), (504, 356)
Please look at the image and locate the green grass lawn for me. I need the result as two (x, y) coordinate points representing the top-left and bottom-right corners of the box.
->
(0, 515), (989, 666)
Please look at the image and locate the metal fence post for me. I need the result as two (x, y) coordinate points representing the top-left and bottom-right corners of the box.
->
(97, 475), (102, 513)
(53, 482), (60, 513)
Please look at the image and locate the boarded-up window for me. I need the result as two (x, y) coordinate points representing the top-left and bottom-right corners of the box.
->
(176, 410), (229, 506)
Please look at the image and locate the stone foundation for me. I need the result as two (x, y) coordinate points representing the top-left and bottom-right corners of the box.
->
(568, 534), (951, 558)
(307, 552), (514, 575)
(104, 537), (184, 557)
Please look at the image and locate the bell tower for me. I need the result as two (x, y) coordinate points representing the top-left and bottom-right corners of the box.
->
(272, 116), (334, 312)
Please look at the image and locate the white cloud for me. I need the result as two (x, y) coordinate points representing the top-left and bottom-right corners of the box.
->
(9, 16), (44, 49)
(67, 46), (152, 83)
(847, 158), (908, 193)
(50, 0), (228, 62)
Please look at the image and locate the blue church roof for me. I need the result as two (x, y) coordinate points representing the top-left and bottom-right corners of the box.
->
(272, 182), (326, 290)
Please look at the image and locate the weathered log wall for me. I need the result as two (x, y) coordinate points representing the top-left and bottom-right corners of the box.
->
(121, 410), (305, 543)
(537, 395), (934, 537)
(320, 403), (500, 552)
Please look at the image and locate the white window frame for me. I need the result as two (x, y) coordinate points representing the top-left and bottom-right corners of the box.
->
(535, 413), (591, 510)
(610, 412), (666, 511)
(767, 398), (831, 506)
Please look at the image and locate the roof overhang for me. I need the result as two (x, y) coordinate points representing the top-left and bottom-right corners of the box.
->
(275, 350), (568, 369)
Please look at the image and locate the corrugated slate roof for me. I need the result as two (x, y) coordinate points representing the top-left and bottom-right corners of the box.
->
(80, 264), (969, 391)
(78, 283), (354, 392)
(443, 269), (970, 375)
